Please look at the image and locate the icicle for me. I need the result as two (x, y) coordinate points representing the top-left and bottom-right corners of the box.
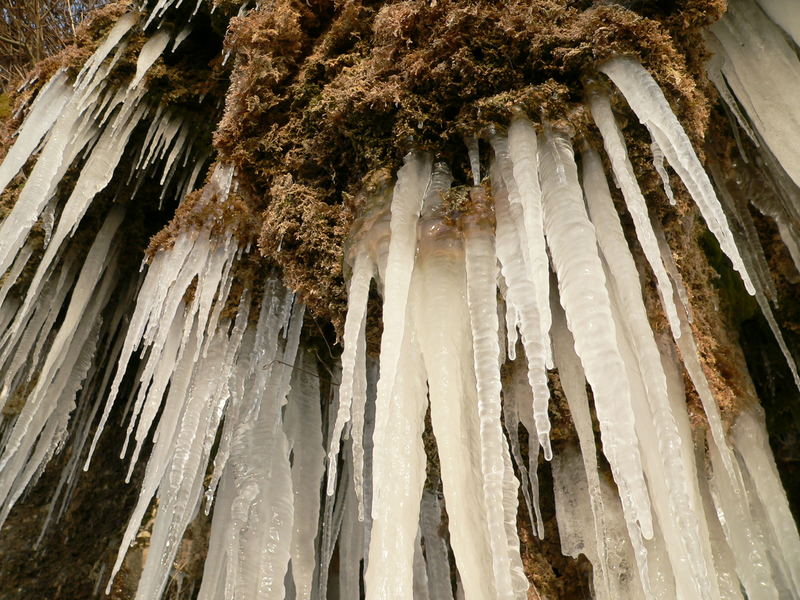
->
(499, 281), (519, 362)
(710, 0), (800, 189)
(463, 186), (517, 600)
(552, 443), (646, 600)
(420, 492), (454, 600)
(284, 349), (325, 600)
(0, 81), (108, 276)
(13, 98), (148, 335)
(710, 162), (777, 303)
(350, 325), (369, 521)
(129, 30), (172, 90)
(466, 136), (481, 185)
(500, 375), (536, 536)
(583, 145), (715, 600)
(365, 280), (429, 599)
(412, 177), (495, 599)
(707, 433), (779, 600)
(413, 529), (432, 600)
(491, 171), (552, 460)
(605, 264), (717, 600)
(318, 372), (349, 600)
(550, 297), (613, 598)
(327, 247), (373, 496)
(651, 140), (675, 205)
(339, 451), (364, 600)
(587, 88), (681, 338)
(671, 297), (741, 490)
(173, 25), (193, 51)
(0, 244), (121, 523)
(76, 12), (138, 90)
(732, 406), (800, 594)
(0, 71), (71, 195)
(503, 359), (544, 538)
(540, 126), (652, 540)
(552, 445), (606, 575)
(652, 220), (694, 323)
(694, 444), (745, 600)
(360, 355), (378, 556)
(371, 151), (431, 458)
(491, 130), (552, 371)
(507, 115), (551, 367)
(599, 56), (756, 295)
(755, 0), (800, 47)
(500, 432), (529, 598)
(0, 208), (124, 491)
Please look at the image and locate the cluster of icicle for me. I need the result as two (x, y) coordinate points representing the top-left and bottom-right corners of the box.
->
(328, 57), (800, 599)
(0, 9), (211, 534)
(706, 0), (800, 391)
(0, 2), (800, 600)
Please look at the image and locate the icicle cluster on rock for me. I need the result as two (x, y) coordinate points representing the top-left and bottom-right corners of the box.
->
(0, 9), (211, 533)
(1, 2), (800, 599)
(326, 54), (800, 600)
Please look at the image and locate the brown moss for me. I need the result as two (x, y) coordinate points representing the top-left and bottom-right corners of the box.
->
(197, 0), (726, 332)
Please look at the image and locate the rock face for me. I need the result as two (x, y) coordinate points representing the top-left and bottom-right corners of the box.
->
(0, 1), (800, 599)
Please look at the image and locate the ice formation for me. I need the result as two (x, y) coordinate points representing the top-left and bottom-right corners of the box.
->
(0, 2), (799, 600)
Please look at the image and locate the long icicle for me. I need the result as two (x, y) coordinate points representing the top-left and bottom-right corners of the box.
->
(599, 56), (755, 295)
(582, 145), (714, 599)
(540, 126), (653, 540)
(463, 186), (517, 599)
(371, 151), (432, 464)
(587, 88), (681, 338)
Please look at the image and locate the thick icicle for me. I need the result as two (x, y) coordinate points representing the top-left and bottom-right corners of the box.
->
(605, 268), (717, 600)
(710, 0), (800, 190)
(552, 443), (646, 600)
(413, 529), (432, 600)
(371, 151), (431, 459)
(550, 296), (613, 599)
(599, 56), (755, 295)
(540, 127), (652, 540)
(365, 164), (439, 599)
(284, 349), (325, 600)
(755, 0), (800, 47)
(707, 434), (779, 600)
(413, 179), (495, 599)
(339, 449), (364, 600)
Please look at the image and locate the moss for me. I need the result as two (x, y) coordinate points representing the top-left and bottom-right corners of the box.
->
(185, 0), (727, 333)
